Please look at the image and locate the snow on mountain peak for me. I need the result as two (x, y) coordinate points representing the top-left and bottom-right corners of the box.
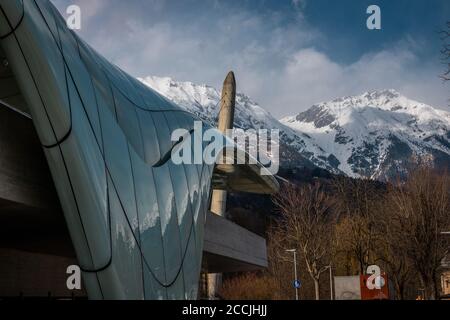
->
(139, 75), (279, 130)
(139, 76), (219, 114)
(139, 75), (450, 180)
(281, 90), (450, 179)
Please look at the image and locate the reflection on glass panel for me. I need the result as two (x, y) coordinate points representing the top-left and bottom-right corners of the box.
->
(128, 76), (154, 107)
(136, 109), (161, 165)
(98, 178), (143, 299)
(93, 56), (145, 109)
(35, 0), (59, 41)
(143, 263), (167, 300)
(159, 95), (181, 111)
(128, 146), (165, 283)
(178, 128), (201, 226)
(117, 69), (146, 107)
(168, 111), (201, 177)
(98, 97), (139, 237)
(182, 232), (199, 300)
(113, 89), (145, 159)
(138, 86), (166, 111)
(18, 0), (71, 140)
(50, 6), (101, 143)
(151, 112), (173, 162)
(60, 78), (110, 269)
(162, 111), (179, 134)
(74, 39), (117, 120)
(152, 165), (183, 285)
(175, 112), (196, 131)
(195, 164), (212, 273)
(168, 161), (194, 248)
(165, 112), (196, 247)
(166, 268), (186, 300)
(184, 163), (201, 226)
(43, 147), (93, 269)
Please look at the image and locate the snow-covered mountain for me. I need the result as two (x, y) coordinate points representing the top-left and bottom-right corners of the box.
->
(140, 76), (450, 180)
(140, 76), (336, 172)
(281, 89), (450, 179)
(140, 76), (281, 129)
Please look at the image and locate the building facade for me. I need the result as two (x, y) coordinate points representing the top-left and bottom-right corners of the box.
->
(0, 0), (278, 299)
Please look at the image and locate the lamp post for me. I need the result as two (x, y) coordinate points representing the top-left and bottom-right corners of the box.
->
(325, 265), (334, 300)
(286, 249), (298, 300)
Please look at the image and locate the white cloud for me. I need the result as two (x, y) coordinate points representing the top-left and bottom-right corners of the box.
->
(293, 0), (306, 8)
(263, 45), (448, 117)
(50, 0), (449, 118)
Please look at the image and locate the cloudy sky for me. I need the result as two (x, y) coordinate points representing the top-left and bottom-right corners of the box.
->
(51, 0), (450, 118)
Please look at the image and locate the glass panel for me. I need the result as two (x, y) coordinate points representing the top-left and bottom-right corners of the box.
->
(92, 53), (145, 109)
(54, 9), (102, 144)
(16, 0), (70, 141)
(152, 165), (183, 286)
(113, 88), (145, 159)
(143, 264), (167, 300)
(139, 86), (172, 111)
(35, 0), (59, 44)
(136, 109), (161, 165)
(175, 111), (196, 131)
(151, 112), (173, 163)
(81, 45), (117, 119)
(165, 269), (186, 300)
(168, 161), (194, 249)
(98, 177), (144, 299)
(165, 112), (196, 248)
(128, 146), (168, 299)
(163, 112), (181, 145)
(128, 145), (165, 283)
(43, 147), (93, 269)
(166, 111), (203, 298)
(159, 95), (182, 111)
(184, 163), (201, 228)
(138, 90), (161, 111)
(194, 164), (212, 274)
(182, 231), (199, 299)
(60, 76), (110, 269)
(98, 96), (139, 238)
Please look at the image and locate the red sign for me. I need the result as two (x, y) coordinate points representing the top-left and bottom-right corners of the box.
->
(360, 274), (389, 300)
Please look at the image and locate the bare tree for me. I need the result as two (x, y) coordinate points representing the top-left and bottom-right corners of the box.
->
(376, 220), (415, 300)
(333, 177), (382, 274)
(386, 166), (450, 299)
(272, 183), (336, 300)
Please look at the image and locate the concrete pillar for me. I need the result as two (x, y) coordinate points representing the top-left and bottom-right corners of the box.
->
(209, 190), (227, 216)
(207, 71), (236, 299)
(216, 71), (236, 133)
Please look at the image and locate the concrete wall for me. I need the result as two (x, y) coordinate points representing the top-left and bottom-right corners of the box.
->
(0, 248), (86, 298)
(203, 212), (267, 273)
(0, 105), (58, 209)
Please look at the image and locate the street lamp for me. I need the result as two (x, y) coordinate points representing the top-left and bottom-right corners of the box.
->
(325, 265), (334, 300)
(286, 249), (298, 301)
